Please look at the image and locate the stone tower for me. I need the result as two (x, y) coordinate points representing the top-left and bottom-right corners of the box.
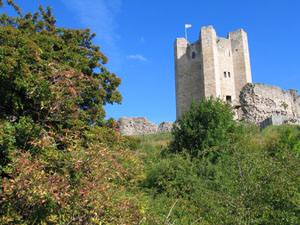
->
(174, 25), (252, 118)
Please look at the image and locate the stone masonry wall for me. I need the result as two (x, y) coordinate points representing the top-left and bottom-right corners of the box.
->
(174, 26), (252, 119)
(117, 117), (173, 136)
(260, 115), (300, 131)
(229, 29), (252, 99)
(118, 82), (300, 135)
(240, 83), (300, 124)
(174, 38), (204, 119)
(217, 37), (236, 102)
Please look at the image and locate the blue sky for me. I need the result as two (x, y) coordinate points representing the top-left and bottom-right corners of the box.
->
(5, 0), (300, 124)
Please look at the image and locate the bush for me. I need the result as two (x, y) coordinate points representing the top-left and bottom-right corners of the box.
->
(0, 124), (146, 224)
(143, 154), (200, 197)
(169, 97), (237, 158)
(264, 125), (300, 157)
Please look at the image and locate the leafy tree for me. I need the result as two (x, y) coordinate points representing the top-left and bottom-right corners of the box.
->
(0, 0), (122, 168)
(170, 97), (237, 158)
(0, 1), (145, 224)
(0, 0), (121, 125)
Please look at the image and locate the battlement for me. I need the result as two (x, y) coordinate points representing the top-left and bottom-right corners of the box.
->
(174, 26), (252, 118)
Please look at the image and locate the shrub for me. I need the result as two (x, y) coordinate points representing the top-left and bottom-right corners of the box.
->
(143, 154), (200, 197)
(0, 125), (145, 224)
(169, 97), (237, 159)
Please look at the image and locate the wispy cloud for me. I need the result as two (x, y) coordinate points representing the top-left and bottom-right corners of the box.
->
(62, 0), (122, 69)
(63, 0), (121, 46)
(127, 54), (147, 62)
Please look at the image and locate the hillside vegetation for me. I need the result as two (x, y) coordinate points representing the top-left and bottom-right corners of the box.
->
(133, 99), (300, 224)
(136, 124), (300, 224)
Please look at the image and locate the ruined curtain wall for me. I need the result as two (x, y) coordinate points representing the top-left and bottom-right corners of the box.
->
(240, 83), (300, 124)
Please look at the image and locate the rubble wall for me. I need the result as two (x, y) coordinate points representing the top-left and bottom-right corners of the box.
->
(240, 83), (300, 124)
(117, 117), (173, 135)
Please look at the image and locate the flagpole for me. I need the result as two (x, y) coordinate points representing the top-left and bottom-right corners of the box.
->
(185, 24), (191, 42)
(185, 26), (187, 41)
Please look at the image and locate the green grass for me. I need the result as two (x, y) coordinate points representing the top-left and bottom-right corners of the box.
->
(134, 132), (173, 147)
(262, 124), (300, 136)
(132, 132), (173, 167)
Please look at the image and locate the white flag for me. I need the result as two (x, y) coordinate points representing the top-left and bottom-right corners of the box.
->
(185, 24), (192, 28)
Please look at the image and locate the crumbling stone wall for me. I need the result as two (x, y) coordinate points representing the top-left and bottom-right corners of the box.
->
(117, 117), (173, 135)
(117, 83), (299, 135)
(240, 83), (300, 124)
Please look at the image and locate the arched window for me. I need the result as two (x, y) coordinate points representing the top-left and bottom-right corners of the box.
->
(192, 51), (196, 59)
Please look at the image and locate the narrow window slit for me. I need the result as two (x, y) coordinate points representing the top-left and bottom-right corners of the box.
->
(226, 96), (232, 102)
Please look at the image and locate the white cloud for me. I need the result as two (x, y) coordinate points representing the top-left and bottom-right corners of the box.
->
(127, 54), (147, 62)
(63, 0), (121, 46)
(61, 0), (122, 69)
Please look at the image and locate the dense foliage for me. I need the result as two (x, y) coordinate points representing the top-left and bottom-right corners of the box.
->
(1, 125), (145, 224)
(141, 128), (300, 224)
(0, 0), (122, 171)
(141, 107), (300, 224)
(0, 1), (121, 123)
(170, 97), (237, 158)
(0, 1), (144, 224)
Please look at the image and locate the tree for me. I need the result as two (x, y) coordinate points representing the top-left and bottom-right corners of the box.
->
(0, 0), (121, 125)
(0, 1), (145, 224)
(169, 97), (237, 158)
(0, 0), (122, 169)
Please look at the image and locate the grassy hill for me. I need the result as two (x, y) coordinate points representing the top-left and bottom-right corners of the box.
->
(134, 124), (300, 224)
(134, 132), (173, 147)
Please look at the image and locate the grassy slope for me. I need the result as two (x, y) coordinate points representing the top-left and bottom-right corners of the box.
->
(134, 132), (173, 147)
(135, 125), (300, 147)
(134, 125), (300, 224)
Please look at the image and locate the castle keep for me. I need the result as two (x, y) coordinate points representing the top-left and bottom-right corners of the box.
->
(174, 26), (252, 118)
(117, 26), (300, 136)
